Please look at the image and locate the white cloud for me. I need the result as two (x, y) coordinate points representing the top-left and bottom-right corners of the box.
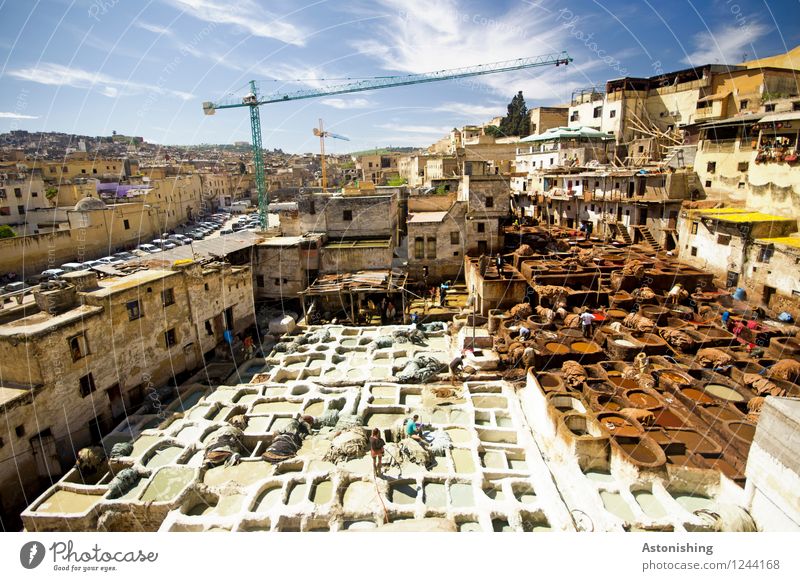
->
(348, 0), (589, 104)
(0, 112), (39, 119)
(8, 63), (194, 100)
(433, 101), (504, 118)
(165, 0), (308, 46)
(320, 97), (373, 109)
(377, 123), (452, 135)
(683, 23), (771, 66)
(135, 21), (174, 36)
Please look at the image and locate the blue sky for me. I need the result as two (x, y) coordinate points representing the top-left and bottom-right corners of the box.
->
(1, 0), (798, 153)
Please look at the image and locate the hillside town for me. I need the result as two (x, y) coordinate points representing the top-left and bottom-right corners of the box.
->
(1, 44), (800, 534)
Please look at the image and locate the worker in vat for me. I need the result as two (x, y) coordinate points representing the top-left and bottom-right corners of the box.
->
(579, 308), (596, 339)
(405, 414), (426, 442)
(370, 428), (386, 477)
(449, 352), (464, 385)
(495, 253), (504, 276)
(522, 345), (536, 373)
(439, 281), (450, 307)
(667, 282), (683, 305)
(243, 335), (254, 359)
(518, 326), (531, 341)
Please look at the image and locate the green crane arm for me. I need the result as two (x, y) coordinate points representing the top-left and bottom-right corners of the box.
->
(202, 52), (573, 227)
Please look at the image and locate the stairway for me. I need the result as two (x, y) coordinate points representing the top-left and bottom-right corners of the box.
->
(608, 221), (632, 244)
(634, 225), (663, 252)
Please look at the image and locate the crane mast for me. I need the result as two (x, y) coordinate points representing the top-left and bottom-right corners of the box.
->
(203, 52), (572, 227)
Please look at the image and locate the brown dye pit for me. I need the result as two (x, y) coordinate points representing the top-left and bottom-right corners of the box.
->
(545, 342), (570, 354)
(653, 409), (684, 428)
(609, 377), (638, 390)
(660, 371), (690, 385)
(728, 421), (756, 442)
(598, 396), (622, 411)
(602, 417), (639, 437)
(665, 430), (717, 454)
(703, 405), (741, 421)
(627, 391), (659, 408)
(571, 341), (600, 354)
(538, 374), (562, 390)
(681, 388), (714, 404)
(607, 309), (627, 318)
(619, 441), (659, 464)
(704, 457), (740, 479)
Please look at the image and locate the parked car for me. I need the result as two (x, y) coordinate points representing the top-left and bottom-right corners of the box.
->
(60, 262), (85, 273)
(97, 256), (123, 265)
(168, 234), (191, 245)
(231, 222), (244, 231)
(219, 228), (233, 235)
(3, 282), (31, 294)
(151, 239), (177, 250)
(136, 244), (161, 253)
(113, 251), (136, 261)
(186, 232), (204, 241)
(40, 268), (65, 280)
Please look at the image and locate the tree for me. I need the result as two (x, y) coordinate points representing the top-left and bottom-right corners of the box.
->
(0, 225), (16, 239)
(496, 91), (529, 137)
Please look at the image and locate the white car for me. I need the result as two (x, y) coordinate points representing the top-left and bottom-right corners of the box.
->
(40, 268), (65, 279)
(60, 262), (85, 272)
(137, 244), (161, 254)
(97, 256), (123, 265)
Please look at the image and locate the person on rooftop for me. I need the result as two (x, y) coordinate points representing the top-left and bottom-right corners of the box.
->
(406, 414), (423, 440)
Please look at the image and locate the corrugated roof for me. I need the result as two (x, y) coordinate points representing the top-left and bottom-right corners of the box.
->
(760, 111), (800, 124)
(407, 211), (448, 224)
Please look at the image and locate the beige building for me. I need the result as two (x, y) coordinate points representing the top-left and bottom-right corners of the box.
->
(356, 153), (400, 185)
(0, 262), (252, 524)
(0, 173), (48, 231)
(528, 106), (569, 136)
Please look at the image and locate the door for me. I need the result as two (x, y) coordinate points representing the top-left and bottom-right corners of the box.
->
(183, 343), (197, 371)
(107, 383), (125, 423)
(638, 208), (648, 226)
(762, 285), (776, 307)
(30, 429), (61, 479)
(726, 271), (740, 288)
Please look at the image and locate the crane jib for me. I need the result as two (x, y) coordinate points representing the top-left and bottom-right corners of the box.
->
(202, 52), (572, 229)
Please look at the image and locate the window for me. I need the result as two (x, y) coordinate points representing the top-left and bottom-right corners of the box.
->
(414, 237), (424, 260)
(127, 299), (142, 321)
(739, 99), (749, 110)
(0, 207), (10, 216)
(342, 209), (352, 221)
(477, 222), (485, 233)
(450, 231), (459, 245)
(691, 222), (698, 234)
(204, 320), (214, 336)
(68, 332), (88, 361)
(717, 234), (731, 246)
(757, 244), (774, 263)
(426, 237), (437, 260)
(256, 275), (264, 287)
(164, 328), (177, 348)
(737, 162), (749, 172)
(593, 106), (602, 118)
(17, 205), (25, 215)
(485, 196), (494, 208)
(31, 191), (38, 197)
(15, 425), (25, 437)
(690, 247), (698, 256)
(638, 145), (644, 153)
(570, 111), (579, 122)
(705, 180), (712, 188)
(161, 288), (175, 306)
(14, 188), (22, 197)
(204, 283), (209, 291)
(609, 109), (616, 118)
(79, 373), (97, 397)
(123, 219), (130, 230)
(764, 103), (776, 112)
(706, 162), (716, 174)
(794, 102), (800, 111)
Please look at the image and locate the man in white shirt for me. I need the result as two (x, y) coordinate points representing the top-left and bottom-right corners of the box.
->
(579, 308), (596, 338)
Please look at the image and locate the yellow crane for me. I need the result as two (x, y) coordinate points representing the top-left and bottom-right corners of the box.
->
(313, 118), (350, 190)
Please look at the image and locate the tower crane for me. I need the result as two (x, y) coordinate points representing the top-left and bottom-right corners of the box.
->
(313, 119), (350, 191)
(202, 52), (572, 227)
